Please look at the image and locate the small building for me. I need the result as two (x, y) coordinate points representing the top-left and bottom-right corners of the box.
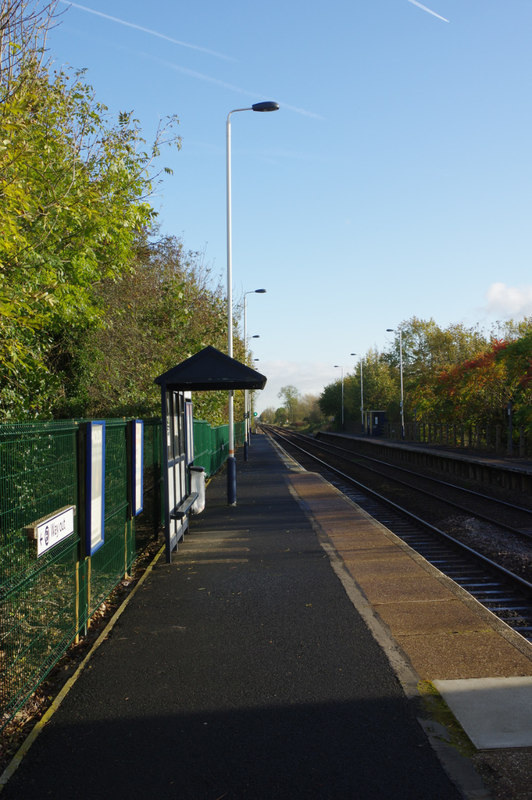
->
(364, 410), (387, 437)
(154, 346), (266, 561)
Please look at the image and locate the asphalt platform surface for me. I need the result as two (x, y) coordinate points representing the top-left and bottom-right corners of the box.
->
(2, 434), (469, 799)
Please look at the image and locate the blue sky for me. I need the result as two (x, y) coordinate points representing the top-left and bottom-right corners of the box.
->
(50, 1), (532, 412)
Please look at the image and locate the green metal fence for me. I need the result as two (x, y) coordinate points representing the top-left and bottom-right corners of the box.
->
(0, 420), (81, 727)
(192, 419), (245, 476)
(0, 415), (238, 729)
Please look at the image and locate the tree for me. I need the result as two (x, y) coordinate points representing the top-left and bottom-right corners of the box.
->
(298, 394), (323, 425)
(383, 318), (488, 422)
(321, 349), (396, 427)
(274, 406), (288, 425)
(277, 385), (300, 423)
(318, 381), (342, 422)
(0, 0), (56, 87)
(56, 235), (230, 421)
(0, 1), (180, 418)
(259, 407), (275, 424)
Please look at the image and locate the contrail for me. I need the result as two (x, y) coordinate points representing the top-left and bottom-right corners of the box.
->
(159, 58), (323, 119)
(58, 1), (235, 60)
(407, 0), (449, 23)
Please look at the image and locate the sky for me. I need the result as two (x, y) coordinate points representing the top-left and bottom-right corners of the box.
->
(48, 0), (532, 412)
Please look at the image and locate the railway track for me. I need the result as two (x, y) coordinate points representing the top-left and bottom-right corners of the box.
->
(262, 426), (532, 642)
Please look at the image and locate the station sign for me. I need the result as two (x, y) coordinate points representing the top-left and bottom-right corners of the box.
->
(26, 505), (76, 557)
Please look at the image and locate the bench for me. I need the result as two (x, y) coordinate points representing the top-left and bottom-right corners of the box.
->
(169, 492), (199, 520)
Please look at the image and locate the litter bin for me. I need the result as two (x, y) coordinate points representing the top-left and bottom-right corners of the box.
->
(189, 466), (205, 514)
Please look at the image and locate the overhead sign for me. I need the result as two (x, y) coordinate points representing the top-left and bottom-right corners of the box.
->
(26, 506), (76, 557)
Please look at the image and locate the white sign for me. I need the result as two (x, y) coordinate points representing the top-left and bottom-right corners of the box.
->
(132, 419), (143, 516)
(87, 421), (105, 554)
(28, 506), (76, 557)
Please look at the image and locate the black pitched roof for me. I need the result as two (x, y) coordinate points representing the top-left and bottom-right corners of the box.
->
(154, 346), (267, 391)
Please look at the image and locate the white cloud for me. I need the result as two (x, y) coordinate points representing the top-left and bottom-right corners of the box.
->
(485, 283), (532, 319)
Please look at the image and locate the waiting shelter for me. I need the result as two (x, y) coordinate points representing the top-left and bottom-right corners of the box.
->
(154, 346), (266, 561)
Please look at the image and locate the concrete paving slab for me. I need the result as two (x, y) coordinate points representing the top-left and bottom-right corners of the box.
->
(375, 598), (488, 635)
(397, 631), (532, 680)
(434, 677), (532, 749)
(327, 537), (395, 553)
(345, 551), (430, 575)
(327, 525), (390, 552)
(349, 571), (453, 604)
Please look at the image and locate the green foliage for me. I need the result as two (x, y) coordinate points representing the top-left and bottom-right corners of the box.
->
(262, 393), (323, 428)
(320, 317), (532, 439)
(57, 235), (229, 420)
(0, 14), (180, 419)
(277, 385), (301, 423)
(259, 407), (275, 424)
(384, 318), (488, 419)
(432, 332), (532, 429)
(320, 349), (396, 427)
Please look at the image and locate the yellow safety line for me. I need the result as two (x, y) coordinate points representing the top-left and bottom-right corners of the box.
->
(0, 543), (166, 792)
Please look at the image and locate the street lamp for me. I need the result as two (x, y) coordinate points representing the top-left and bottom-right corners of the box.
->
(386, 328), (405, 439)
(226, 101), (278, 505)
(334, 365), (344, 428)
(243, 289), (266, 460)
(350, 353), (364, 432)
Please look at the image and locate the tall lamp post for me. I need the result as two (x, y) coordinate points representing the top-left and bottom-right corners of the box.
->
(350, 352), (364, 432)
(386, 328), (405, 439)
(226, 101), (279, 505)
(334, 365), (344, 429)
(243, 288), (266, 460)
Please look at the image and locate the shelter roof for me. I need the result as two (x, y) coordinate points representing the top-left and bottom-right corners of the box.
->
(154, 346), (267, 391)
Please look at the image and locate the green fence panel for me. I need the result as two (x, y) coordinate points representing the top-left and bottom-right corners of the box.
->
(137, 419), (162, 551)
(0, 413), (245, 728)
(209, 424), (229, 475)
(235, 420), (245, 447)
(0, 421), (80, 726)
(88, 420), (129, 617)
(192, 419), (212, 474)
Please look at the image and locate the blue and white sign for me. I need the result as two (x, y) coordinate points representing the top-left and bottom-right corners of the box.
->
(27, 506), (76, 557)
(132, 419), (144, 516)
(86, 420), (105, 555)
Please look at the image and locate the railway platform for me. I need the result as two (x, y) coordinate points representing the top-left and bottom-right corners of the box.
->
(316, 431), (532, 495)
(2, 434), (532, 799)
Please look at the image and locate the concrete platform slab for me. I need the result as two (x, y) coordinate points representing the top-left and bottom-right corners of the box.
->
(434, 677), (532, 749)
(327, 532), (393, 551)
(375, 598), (487, 635)
(350, 571), (453, 604)
(397, 631), (532, 679)
(345, 551), (431, 575)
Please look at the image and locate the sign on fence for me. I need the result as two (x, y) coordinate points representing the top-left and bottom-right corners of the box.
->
(86, 420), (105, 555)
(131, 419), (144, 516)
(26, 505), (76, 557)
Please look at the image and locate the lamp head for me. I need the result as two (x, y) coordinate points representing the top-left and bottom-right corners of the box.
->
(252, 101), (280, 113)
